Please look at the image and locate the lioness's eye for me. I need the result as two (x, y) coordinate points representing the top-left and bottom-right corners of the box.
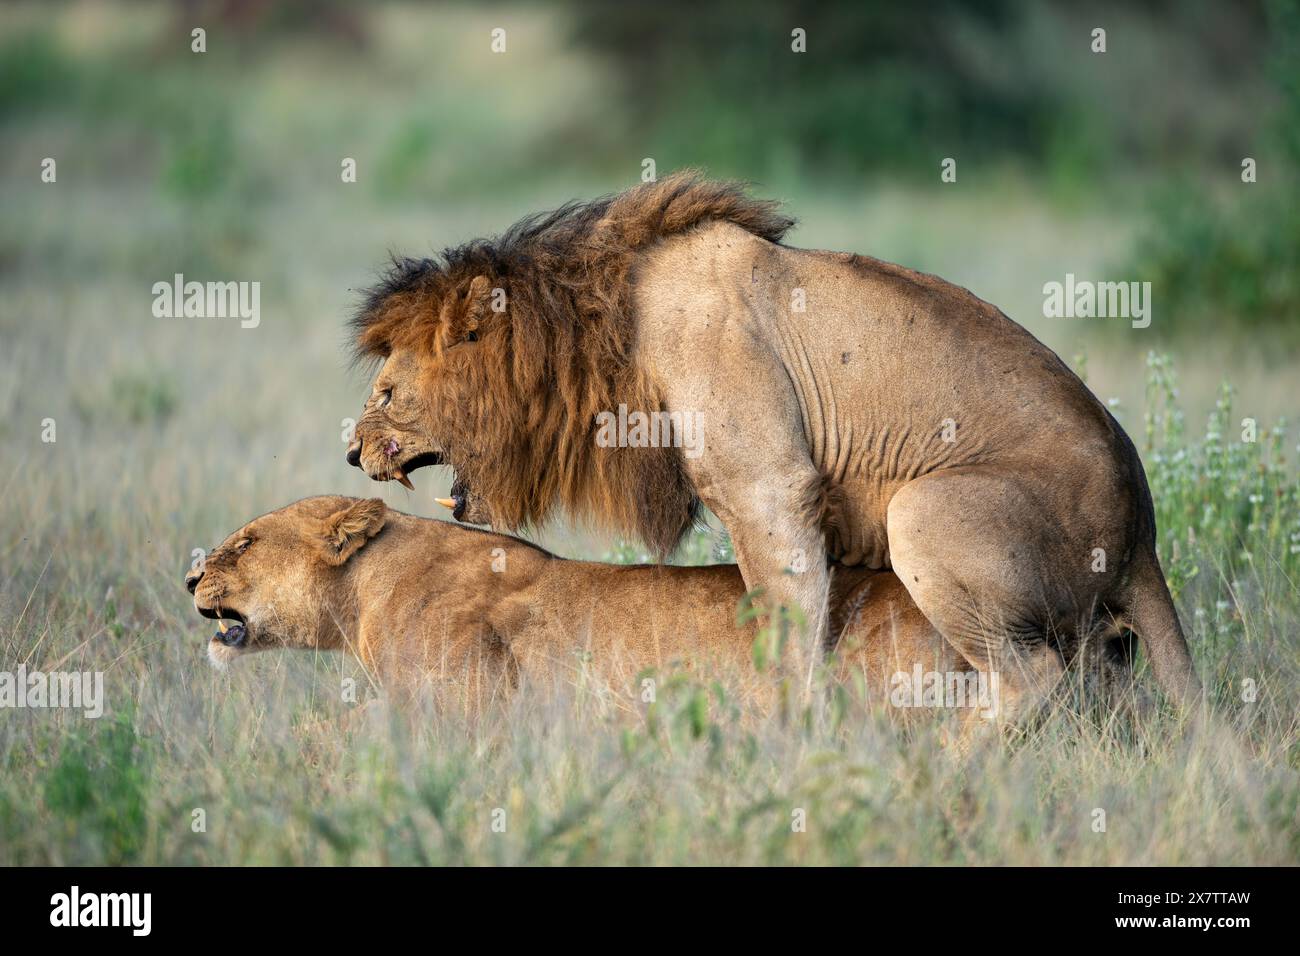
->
(379, 389), (392, 408)
(235, 538), (252, 553)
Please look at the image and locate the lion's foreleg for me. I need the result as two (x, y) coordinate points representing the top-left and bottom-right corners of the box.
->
(646, 309), (832, 690)
(715, 485), (831, 695)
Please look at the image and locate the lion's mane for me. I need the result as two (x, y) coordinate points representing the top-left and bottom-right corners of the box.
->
(351, 171), (794, 556)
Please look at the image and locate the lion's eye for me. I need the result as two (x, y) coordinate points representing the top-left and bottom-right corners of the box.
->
(234, 538), (252, 553)
(379, 389), (392, 408)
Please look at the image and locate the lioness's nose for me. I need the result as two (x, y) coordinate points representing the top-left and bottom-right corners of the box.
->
(185, 568), (203, 594)
(346, 439), (363, 468)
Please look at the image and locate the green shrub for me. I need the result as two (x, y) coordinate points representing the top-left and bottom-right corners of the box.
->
(43, 713), (152, 865)
(1142, 352), (1299, 676)
(1129, 0), (1300, 338)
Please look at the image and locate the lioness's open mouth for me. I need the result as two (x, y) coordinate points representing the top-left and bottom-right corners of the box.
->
(197, 606), (249, 647)
(213, 623), (248, 647)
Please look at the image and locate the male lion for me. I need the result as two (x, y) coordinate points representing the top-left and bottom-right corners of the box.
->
(345, 172), (1199, 719)
(185, 496), (1045, 726)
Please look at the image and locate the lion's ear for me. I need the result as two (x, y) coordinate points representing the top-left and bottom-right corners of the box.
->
(319, 498), (387, 566)
(438, 275), (494, 346)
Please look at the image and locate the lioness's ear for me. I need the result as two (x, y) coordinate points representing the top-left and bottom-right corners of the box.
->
(437, 275), (493, 347)
(320, 498), (387, 566)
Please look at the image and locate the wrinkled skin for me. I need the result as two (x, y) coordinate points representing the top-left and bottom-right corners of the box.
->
(348, 221), (1200, 720)
(629, 222), (1199, 715)
(346, 350), (449, 491)
(346, 348), (499, 529)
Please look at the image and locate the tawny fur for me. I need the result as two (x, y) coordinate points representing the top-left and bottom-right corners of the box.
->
(351, 172), (791, 556)
(186, 497), (984, 722)
(347, 173), (1201, 718)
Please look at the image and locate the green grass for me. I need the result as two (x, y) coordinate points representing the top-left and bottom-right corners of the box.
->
(0, 352), (1296, 866)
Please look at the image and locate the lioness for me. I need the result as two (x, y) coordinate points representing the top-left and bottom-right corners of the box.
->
(185, 496), (1028, 724)
(344, 172), (1198, 722)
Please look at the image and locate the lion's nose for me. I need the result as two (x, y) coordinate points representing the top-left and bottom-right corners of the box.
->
(346, 439), (363, 468)
(185, 568), (203, 594)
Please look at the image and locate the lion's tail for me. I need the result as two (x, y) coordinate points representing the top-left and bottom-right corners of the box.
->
(1117, 547), (1202, 711)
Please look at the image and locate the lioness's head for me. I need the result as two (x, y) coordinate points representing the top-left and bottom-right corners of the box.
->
(185, 496), (387, 668)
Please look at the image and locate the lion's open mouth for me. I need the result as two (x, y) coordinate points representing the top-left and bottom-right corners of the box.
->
(434, 477), (474, 523)
(388, 450), (445, 491)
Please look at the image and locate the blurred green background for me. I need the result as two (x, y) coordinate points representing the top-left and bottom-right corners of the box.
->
(1, 0), (1297, 554)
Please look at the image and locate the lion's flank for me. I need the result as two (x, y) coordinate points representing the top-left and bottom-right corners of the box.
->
(349, 171), (794, 556)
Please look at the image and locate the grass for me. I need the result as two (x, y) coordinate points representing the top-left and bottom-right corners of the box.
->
(0, 0), (1297, 866)
(0, 350), (1296, 865)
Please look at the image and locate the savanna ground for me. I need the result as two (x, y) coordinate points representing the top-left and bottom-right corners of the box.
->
(0, 1), (1297, 864)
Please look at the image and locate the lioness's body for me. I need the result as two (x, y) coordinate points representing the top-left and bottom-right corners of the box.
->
(187, 497), (970, 720)
(348, 174), (1199, 724)
(356, 518), (950, 710)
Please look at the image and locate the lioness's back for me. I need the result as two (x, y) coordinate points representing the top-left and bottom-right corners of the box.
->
(517, 554), (951, 706)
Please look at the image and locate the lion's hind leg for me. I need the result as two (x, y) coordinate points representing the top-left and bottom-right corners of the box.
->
(886, 467), (1073, 732)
